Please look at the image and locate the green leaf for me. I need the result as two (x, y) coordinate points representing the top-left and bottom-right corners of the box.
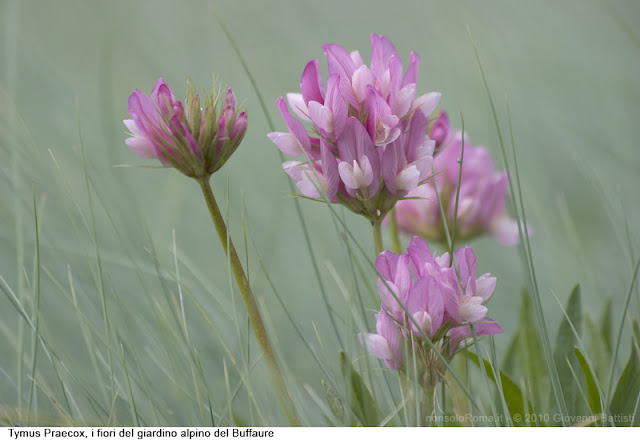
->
(468, 352), (534, 426)
(231, 411), (249, 427)
(632, 320), (640, 347)
(340, 352), (378, 426)
(586, 315), (609, 383)
(600, 297), (613, 355)
(322, 379), (347, 425)
(553, 284), (583, 415)
(574, 347), (602, 418)
(609, 342), (640, 426)
(518, 289), (546, 406)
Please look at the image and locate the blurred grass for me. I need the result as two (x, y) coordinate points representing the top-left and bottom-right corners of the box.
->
(1, 0), (639, 426)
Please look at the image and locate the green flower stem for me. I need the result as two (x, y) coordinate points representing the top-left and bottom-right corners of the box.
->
(198, 177), (301, 426)
(372, 217), (384, 256)
(399, 372), (435, 427)
(388, 208), (402, 254)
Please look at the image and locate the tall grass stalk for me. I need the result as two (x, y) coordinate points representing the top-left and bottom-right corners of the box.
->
(27, 189), (41, 423)
(605, 255), (640, 414)
(468, 28), (569, 423)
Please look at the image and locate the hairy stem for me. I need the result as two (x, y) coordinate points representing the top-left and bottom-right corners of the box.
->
(198, 177), (301, 426)
(372, 218), (384, 257)
(388, 209), (402, 254)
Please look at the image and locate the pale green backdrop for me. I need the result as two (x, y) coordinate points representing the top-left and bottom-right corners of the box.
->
(1, 0), (638, 425)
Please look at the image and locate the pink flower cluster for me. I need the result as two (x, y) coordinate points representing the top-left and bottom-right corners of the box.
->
(359, 236), (502, 370)
(393, 110), (524, 246)
(125, 78), (247, 178)
(269, 35), (441, 221)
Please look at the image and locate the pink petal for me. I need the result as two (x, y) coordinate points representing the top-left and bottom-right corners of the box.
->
(123, 119), (141, 136)
(375, 311), (403, 368)
(387, 55), (404, 102)
(323, 44), (359, 108)
(286, 93), (310, 121)
(352, 65), (373, 104)
(435, 253), (450, 268)
(267, 132), (303, 156)
(460, 297), (488, 323)
(454, 246), (476, 292)
(370, 34), (398, 80)
(128, 90), (159, 128)
(375, 250), (400, 279)
(489, 215), (523, 246)
(231, 111), (248, 140)
(359, 333), (393, 361)
(475, 274), (496, 302)
(300, 60), (325, 106)
(394, 83), (415, 118)
(441, 268), (463, 323)
(336, 118), (358, 164)
(308, 101), (333, 133)
(382, 142), (398, 195)
(404, 109), (429, 160)
(402, 52), (420, 87)
(350, 50), (364, 67)
(125, 136), (156, 159)
(412, 92), (441, 117)
(150, 78), (174, 104)
(154, 81), (176, 114)
(298, 178), (324, 199)
(338, 161), (357, 192)
(283, 161), (304, 180)
(377, 280), (402, 318)
(358, 155), (374, 187)
(323, 43), (357, 79)
(427, 278), (445, 333)
(396, 165), (421, 194)
(412, 311), (433, 337)
(394, 254), (413, 296)
(406, 236), (433, 276)
(320, 138), (339, 201)
(450, 319), (503, 354)
(276, 96), (311, 153)
(325, 75), (347, 138)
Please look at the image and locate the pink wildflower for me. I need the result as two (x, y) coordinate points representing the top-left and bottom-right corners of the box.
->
(429, 110), (455, 151)
(359, 236), (502, 370)
(124, 79), (247, 178)
(394, 120), (527, 246)
(269, 35), (440, 221)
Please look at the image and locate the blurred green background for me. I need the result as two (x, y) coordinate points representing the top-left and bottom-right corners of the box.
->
(1, 0), (639, 426)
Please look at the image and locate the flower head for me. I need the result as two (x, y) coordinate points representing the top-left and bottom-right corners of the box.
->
(124, 78), (247, 178)
(359, 236), (502, 372)
(269, 35), (440, 222)
(393, 116), (529, 246)
(429, 110), (455, 151)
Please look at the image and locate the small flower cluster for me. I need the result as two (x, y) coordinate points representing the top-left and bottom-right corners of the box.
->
(359, 236), (502, 375)
(269, 35), (441, 222)
(393, 110), (524, 245)
(125, 78), (247, 178)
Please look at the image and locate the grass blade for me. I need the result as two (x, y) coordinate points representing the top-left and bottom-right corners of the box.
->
(552, 284), (583, 416)
(468, 35), (568, 420)
(608, 342), (640, 426)
(574, 347), (603, 419)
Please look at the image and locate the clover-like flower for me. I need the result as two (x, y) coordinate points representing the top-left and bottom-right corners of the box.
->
(125, 78), (247, 178)
(394, 114), (528, 246)
(359, 236), (502, 372)
(269, 35), (440, 222)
